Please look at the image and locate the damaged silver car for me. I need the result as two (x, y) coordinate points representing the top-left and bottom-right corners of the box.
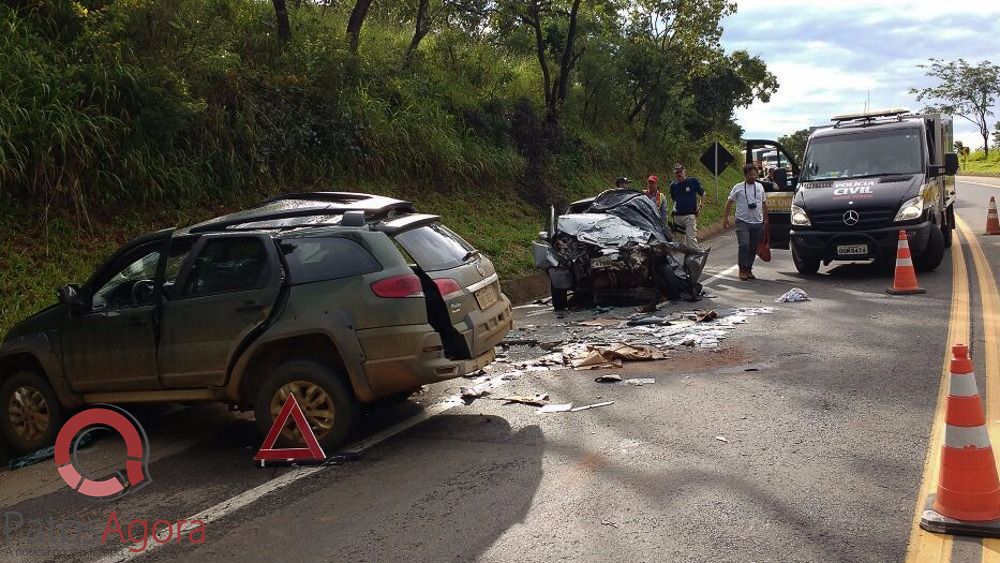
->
(532, 189), (709, 310)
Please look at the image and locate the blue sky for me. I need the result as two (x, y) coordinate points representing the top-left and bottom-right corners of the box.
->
(720, 0), (1000, 150)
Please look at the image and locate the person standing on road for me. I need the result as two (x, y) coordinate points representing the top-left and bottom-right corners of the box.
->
(644, 175), (669, 228)
(723, 163), (769, 281)
(669, 163), (705, 249)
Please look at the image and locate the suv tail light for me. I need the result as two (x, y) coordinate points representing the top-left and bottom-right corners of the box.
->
(433, 278), (462, 296)
(371, 275), (424, 298)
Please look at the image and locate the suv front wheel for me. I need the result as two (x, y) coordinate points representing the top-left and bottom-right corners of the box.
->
(254, 361), (359, 453)
(0, 371), (64, 455)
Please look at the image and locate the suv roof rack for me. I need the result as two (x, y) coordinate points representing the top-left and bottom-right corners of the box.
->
(831, 107), (912, 128)
(187, 192), (417, 234)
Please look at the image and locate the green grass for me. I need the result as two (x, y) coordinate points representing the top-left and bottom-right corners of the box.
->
(959, 149), (1000, 177)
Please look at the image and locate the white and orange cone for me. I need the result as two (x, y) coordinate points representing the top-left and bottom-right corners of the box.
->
(921, 344), (1000, 537)
(986, 197), (1000, 235)
(886, 230), (925, 295)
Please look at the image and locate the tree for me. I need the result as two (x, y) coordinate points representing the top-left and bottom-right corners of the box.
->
(502, 0), (588, 122)
(347, 0), (375, 53)
(778, 128), (810, 163)
(993, 122), (1000, 150)
(272, 0), (291, 43)
(911, 59), (1000, 158)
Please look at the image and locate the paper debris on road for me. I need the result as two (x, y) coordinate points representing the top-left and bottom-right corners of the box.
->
(595, 374), (624, 383)
(460, 382), (493, 404)
(625, 378), (656, 386)
(626, 315), (668, 326)
(775, 288), (810, 303)
(577, 318), (622, 327)
(495, 393), (550, 407)
(691, 310), (719, 323)
(570, 401), (615, 412)
(715, 435), (729, 443)
(540, 403), (574, 413)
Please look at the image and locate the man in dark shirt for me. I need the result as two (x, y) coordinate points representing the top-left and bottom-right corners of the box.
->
(669, 163), (705, 249)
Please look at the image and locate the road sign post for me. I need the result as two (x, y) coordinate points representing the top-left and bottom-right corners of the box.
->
(699, 142), (734, 206)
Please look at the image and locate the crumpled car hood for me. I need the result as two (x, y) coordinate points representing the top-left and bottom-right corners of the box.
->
(557, 214), (654, 248)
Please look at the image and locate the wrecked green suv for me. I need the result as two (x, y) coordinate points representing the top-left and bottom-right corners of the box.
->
(0, 193), (513, 454)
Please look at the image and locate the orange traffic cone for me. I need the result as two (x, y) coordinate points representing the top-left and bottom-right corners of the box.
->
(921, 344), (1000, 536)
(886, 230), (925, 295)
(986, 197), (1000, 235)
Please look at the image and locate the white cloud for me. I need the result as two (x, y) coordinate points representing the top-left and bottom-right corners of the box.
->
(723, 0), (1000, 150)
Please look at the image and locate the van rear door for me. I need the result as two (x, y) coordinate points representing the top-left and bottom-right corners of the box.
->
(745, 139), (800, 250)
(379, 216), (510, 360)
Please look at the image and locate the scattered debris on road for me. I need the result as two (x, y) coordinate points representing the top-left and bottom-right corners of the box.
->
(570, 401), (615, 412)
(715, 435), (729, 443)
(540, 403), (574, 413)
(595, 374), (624, 383)
(494, 394), (550, 407)
(625, 378), (656, 386)
(775, 288), (810, 303)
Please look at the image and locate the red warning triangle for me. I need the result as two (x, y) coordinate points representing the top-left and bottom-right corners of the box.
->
(254, 394), (326, 463)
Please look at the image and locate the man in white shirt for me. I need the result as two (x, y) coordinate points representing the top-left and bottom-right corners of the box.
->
(723, 164), (769, 281)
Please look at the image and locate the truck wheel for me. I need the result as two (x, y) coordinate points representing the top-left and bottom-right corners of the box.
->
(941, 215), (953, 248)
(254, 361), (359, 453)
(791, 243), (820, 275)
(914, 224), (945, 272)
(550, 285), (569, 311)
(0, 371), (64, 455)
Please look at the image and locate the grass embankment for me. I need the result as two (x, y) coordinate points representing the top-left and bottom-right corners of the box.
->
(959, 150), (1000, 177)
(0, 164), (741, 337)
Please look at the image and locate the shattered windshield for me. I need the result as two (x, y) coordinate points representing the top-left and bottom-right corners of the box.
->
(801, 128), (923, 181)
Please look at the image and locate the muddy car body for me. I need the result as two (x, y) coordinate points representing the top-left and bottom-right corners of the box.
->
(0, 192), (513, 453)
(532, 189), (708, 309)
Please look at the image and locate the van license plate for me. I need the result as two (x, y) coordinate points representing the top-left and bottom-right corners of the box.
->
(475, 285), (499, 309)
(837, 244), (868, 256)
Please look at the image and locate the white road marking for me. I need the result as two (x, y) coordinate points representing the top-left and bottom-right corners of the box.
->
(701, 264), (740, 285)
(958, 179), (1000, 189)
(89, 378), (510, 563)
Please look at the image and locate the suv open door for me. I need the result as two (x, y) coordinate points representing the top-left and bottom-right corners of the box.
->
(745, 139), (799, 250)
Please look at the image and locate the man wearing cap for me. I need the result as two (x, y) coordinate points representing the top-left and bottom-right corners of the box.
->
(644, 175), (669, 229)
(669, 164), (704, 249)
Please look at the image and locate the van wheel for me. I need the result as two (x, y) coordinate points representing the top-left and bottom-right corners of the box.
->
(791, 243), (820, 275)
(550, 285), (569, 311)
(941, 219), (953, 248)
(0, 371), (64, 455)
(254, 361), (359, 453)
(914, 225), (945, 272)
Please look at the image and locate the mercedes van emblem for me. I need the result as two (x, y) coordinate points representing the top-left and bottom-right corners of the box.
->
(843, 210), (860, 226)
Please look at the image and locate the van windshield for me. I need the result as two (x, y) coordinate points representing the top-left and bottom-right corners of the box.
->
(801, 128), (923, 181)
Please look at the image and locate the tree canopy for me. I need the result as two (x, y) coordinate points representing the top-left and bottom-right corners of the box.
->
(0, 0), (777, 211)
(911, 58), (1000, 158)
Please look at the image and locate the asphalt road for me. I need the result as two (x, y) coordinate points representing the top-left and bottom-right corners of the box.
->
(2, 177), (1000, 563)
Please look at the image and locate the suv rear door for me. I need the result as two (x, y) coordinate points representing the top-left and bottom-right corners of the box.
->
(157, 234), (282, 387)
(745, 139), (800, 249)
(380, 215), (508, 360)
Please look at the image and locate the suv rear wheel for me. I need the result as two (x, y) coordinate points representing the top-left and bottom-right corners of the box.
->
(0, 371), (64, 455)
(254, 361), (359, 453)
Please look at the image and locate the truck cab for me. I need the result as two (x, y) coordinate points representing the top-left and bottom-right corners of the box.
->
(778, 109), (958, 274)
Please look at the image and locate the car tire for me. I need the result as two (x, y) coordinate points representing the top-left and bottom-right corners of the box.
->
(0, 371), (64, 455)
(915, 223), (945, 272)
(791, 243), (820, 275)
(551, 285), (569, 311)
(254, 360), (359, 453)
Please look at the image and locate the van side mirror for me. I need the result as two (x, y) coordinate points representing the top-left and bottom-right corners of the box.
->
(58, 284), (86, 312)
(944, 152), (959, 176)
